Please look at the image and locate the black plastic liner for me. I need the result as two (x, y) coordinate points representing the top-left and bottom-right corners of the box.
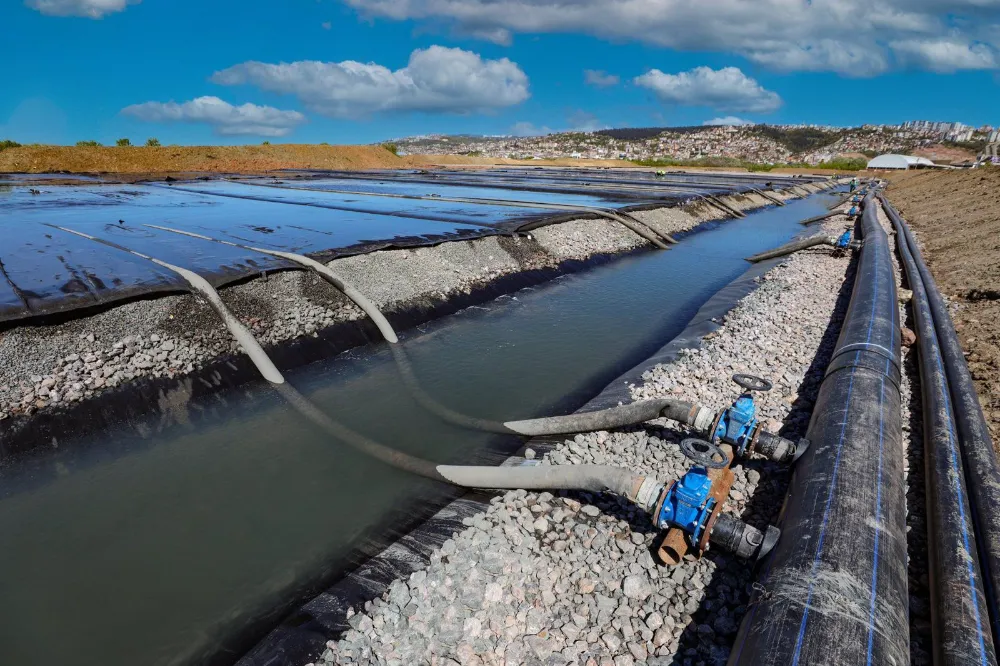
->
(730, 192), (909, 665)
(279, 169), (727, 201)
(0, 183), (558, 326)
(1, 169), (784, 326)
(883, 195), (1000, 657)
(886, 196), (998, 665)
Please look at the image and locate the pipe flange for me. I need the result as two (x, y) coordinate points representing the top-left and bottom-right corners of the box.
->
(746, 424), (762, 457)
(679, 438), (730, 469)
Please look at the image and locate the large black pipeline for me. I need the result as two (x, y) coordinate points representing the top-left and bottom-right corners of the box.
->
(882, 195), (1000, 654)
(730, 191), (909, 665)
(886, 197), (997, 665)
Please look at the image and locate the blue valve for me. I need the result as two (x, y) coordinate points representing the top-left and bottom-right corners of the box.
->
(835, 230), (852, 249)
(654, 466), (716, 544)
(714, 394), (758, 456)
(848, 205), (859, 216)
(712, 374), (772, 457)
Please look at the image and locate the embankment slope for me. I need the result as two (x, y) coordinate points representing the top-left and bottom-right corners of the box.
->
(886, 167), (1000, 444)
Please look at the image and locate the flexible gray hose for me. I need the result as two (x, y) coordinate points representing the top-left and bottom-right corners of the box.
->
(143, 224), (399, 343)
(751, 188), (786, 206)
(389, 343), (512, 434)
(48, 224), (662, 506)
(505, 398), (713, 436)
(704, 194), (746, 218)
(277, 382), (656, 500)
(746, 234), (838, 263)
(436, 463), (638, 497)
(799, 210), (839, 226)
(143, 224), (698, 438)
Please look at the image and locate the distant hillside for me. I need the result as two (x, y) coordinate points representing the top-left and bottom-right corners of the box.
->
(595, 126), (706, 140)
(754, 126), (848, 153)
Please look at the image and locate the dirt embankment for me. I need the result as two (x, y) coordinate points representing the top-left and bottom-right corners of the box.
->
(886, 168), (1000, 444)
(0, 144), (421, 176)
(912, 143), (978, 165)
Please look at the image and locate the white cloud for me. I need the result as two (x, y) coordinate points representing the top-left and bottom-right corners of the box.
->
(121, 96), (306, 137)
(212, 46), (529, 119)
(26, 0), (134, 18)
(566, 110), (604, 131)
(634, 66), (782, 113)
(891, 38), (998, 72)
(703, 116), (753, 126)
(344, 0), (1000, 75)
(509, 121), (551, 136)
(584, 69), (620, 87)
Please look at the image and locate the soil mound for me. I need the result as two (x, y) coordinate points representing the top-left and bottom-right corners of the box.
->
(887, 168), (1000, 444)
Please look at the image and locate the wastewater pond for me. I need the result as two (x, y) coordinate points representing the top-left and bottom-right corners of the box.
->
(0, 193), (840, 666)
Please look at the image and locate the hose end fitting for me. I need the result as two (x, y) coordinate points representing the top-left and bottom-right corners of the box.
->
(632, 476), (663, 514)
(709, 513), (780, 562)
(690, 405), (716, 432)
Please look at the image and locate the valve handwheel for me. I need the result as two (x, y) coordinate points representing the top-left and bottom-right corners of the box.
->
(732, 374), (772, 392)
(680, 438), (730, 469)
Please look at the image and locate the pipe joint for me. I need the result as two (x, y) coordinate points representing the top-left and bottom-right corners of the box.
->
(708, 513), (780, 561)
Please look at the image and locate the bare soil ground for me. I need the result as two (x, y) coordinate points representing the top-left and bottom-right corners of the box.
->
(0, 144), (420, 177)
(886, 168), (1000, 445)
(912, 144), (978, 165)
(0, 144), (854, 178)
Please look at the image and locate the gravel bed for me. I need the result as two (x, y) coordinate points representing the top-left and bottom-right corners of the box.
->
(0, 189), (816, 423)
(309, 210), (854, 666)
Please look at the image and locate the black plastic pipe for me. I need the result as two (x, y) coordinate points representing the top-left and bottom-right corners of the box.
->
(886, 196), (998, 665)
(882, 195), (1000, 654)
(730, 192), (909, 665)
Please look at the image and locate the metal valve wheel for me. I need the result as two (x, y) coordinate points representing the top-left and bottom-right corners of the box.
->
(680, 438), (730, 469)
(732, 374), (773, 392)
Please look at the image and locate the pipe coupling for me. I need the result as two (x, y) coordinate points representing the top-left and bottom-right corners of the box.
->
(709, 513), (780, 562)
(754, 430), (810, 463)
(633, 477), (663, 514)
(691, 406), (716, 432)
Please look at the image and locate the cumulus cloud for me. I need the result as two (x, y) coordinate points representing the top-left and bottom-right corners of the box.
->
(634, 67), (782, 113)
(584, 69), (620, 87)
(344, 0), (1000, 75)
(703, 116), (753, 126)
(509, 121), (551, 136)
(121, 96), (306, 137)
(26, 0), (134, 17)
(566, 110), (604, 131)
(212, 46), (529, 118)
(891, 38), (998, 72)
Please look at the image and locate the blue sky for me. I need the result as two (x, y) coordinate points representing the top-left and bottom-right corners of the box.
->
(2, 0), (1000, 145)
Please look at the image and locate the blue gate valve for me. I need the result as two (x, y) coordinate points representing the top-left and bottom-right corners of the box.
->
(650, 438), (781, 561)
(712, 374), (772, 457)
(654, 465), (716, 545)
(835, 229), (852, 249)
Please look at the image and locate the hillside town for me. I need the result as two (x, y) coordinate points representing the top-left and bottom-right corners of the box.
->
(392, 121), (992, 165)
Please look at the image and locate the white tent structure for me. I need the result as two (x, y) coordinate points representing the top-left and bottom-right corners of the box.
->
(867, 154), (938, 170)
